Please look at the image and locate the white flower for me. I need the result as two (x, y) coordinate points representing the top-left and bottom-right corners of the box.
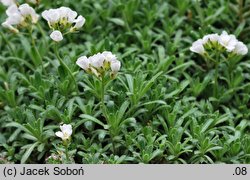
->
(111, 60), (121, 73)
(2, 21), (18, 33)
(76, 51), (121, 76)
(76, 56), (90, 70)
(19, 3), (39, 23)
(5, 13), (22, 25)
(59, 6), (77, 23)
(219, 31), (238, 52)
(0, 0), (15, 6)
(41, 10), (49, 20)
(102, 51), (117, 62)
(50, 30), (63, 42)
(42, 6), (85, 41)
(19, 3), (33, 15)
(6, 4), (19, 16)
(190, 39), (205, 55)
(58, 7), (70, 18)
(42, 9), (60, 25)
(191, 31), (248, 57)
(90, 53), (105, 69)
(203, 33), (219, 44)
(2, 3), (39, 32)
(73, 15), (85, 29)
(2, 21), (11, 28)
(42, 7), (83, 28)
(234, 41), (248, 55)
(2, 5), (22, 30)
(55, 124), (72, 141)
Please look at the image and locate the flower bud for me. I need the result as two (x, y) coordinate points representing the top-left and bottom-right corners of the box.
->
(50, 30), (63, 42)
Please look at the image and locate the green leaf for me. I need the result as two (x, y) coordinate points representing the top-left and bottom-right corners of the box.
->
(21, 142), (39, 164)
(77, 114), (108, 129)
(141, 71), (163, 96)
(0, 134), (6, 144)
(108, 18), (125, 26)
(117, 101), (130, 121)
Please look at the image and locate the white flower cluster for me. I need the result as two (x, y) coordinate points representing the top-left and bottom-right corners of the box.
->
(0, 0), (15, 7)
(55, 124), (72, 141)
(42, 7), (85, 42)
(190, 31), (248, 56)
(1, 4), (39, 33)
(76, 51), (121, 77)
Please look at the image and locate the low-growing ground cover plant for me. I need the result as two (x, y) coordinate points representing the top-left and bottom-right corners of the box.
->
(0, 0), (250, 164)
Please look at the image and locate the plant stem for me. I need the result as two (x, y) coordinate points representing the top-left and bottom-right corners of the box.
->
(111, 134), (116, 154)
(100, 76), (106, 116)
(37, 22), (47, 40)
(54, 44), (79, 95)
(228, 62), (233, 88)
(36, 22), (49, 50)
(214, 62), (219, 98)
(64, 143), (70, 163)
(213, 51), (221, 98)
(29, 28), (46, 74)
(227, 56), (236, 97)
(100, 76), (116, 154)
(29, 28), (42, 64)
(100, 76), (111, 119)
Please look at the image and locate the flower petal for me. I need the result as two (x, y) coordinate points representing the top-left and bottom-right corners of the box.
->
(55, 131), (63, 138)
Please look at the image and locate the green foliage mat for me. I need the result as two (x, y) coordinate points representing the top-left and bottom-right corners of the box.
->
(0, 0), (250, 164)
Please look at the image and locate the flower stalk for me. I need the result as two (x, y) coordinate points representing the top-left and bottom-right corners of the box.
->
(29, 27), (43, 65)
(76, 51), (121, 154)
(214, 62), (219, 98)
(100, 75), (116, 153)
(63, 140), (70, 163)
(100, 76), (106, 116)
(190, 31), (248, 99)
(55, 124), (72, 163)
(54, 44), (79, 94)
